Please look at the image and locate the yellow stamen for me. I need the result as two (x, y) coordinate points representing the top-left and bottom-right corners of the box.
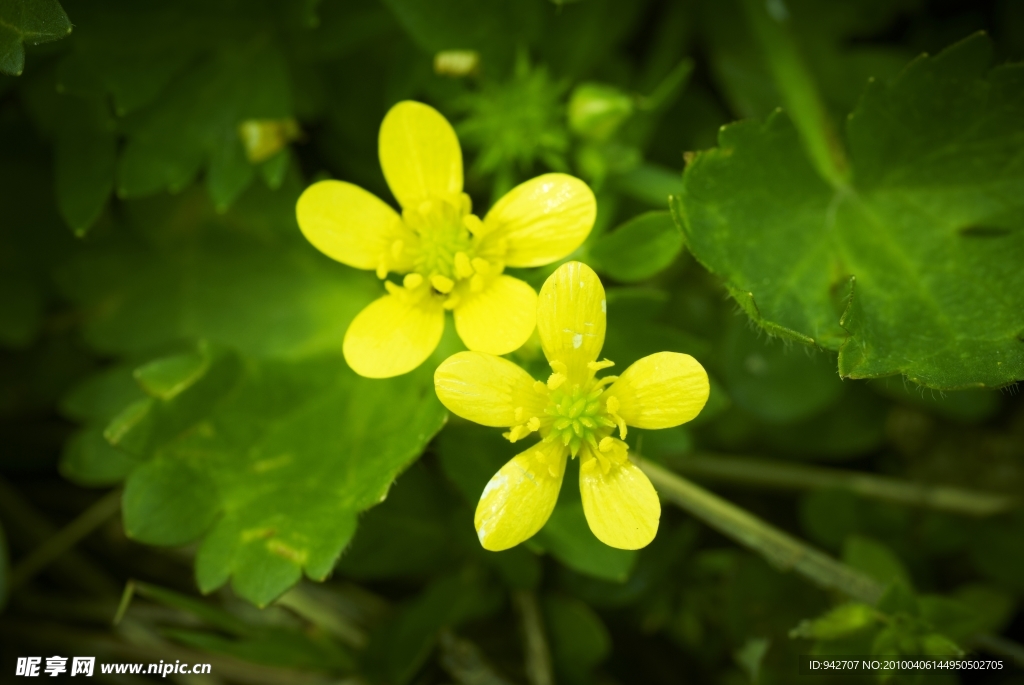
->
(431, 274), (455, 293)
(471, 257), (491, 275)
(462, 214), (483, 235)
(454, 252), (474, 279)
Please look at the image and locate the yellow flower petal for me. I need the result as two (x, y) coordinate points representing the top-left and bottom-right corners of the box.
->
(481, 173), (597, 267)
(343, 293), (444, 378)
(475, 440), (567, 551)
(379, 100), (463, 208)
(454, 275), (537, 355)
(296, 180), (416, 272)
(537, 261), (606, 380)
(580, 456), (660, 550)
(434, 351), (546, 427)
(606, 352), (710, 428)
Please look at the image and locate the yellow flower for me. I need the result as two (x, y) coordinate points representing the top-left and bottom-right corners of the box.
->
(434, 261), (710, 551)
(296, 101), (596, 378)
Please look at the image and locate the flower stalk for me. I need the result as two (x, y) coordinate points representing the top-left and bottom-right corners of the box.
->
(635, 456), (884, 604)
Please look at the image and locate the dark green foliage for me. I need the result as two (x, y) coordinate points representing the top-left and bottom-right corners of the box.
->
(2, 0), (1023, 683)
(676, 34), (1024, 390)
(0, 0), (70, 76)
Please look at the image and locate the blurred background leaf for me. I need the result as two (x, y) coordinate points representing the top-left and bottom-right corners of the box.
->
(2, 0), (1023, 683)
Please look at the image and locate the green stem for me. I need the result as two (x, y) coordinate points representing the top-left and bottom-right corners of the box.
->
(438, 630), (516, 685)
(9, 488), (123, 591)
(513, 590), (554, 685)
(637, 457), (883, 603)
(739, 0), (848, 187)
(0, 476), (119, 596)
(277, 584), (368, 649)
(672, 453), (1017, 516)
(638, 457), (1024, 667)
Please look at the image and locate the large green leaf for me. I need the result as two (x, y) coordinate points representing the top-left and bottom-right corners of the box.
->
(675, 34), (1024, 389)
(47, 0), (301, 230)
(55, 205), (378, 360)
(588, 211), (684, 283)
(0, 0), (71, 76)
(115, 351), (446, 607)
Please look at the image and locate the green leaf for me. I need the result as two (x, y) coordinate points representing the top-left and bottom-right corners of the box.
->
(543, 594), (610, 684)
(54, 2), (210, 116)
(676, 34), (1024, 389)
(790, 603), (878, 640)
(54, 94), (116, 235)
(919, 585), (1014, 642)
(116, 356), (445, 607)
(588, 211), (684, 283)
(117, 44), (290, 207)
(733, 636), (770, 684)
(60, 427), (140, 486)
(609, 162), (681, 207)
(721, 316), (842, 424)
(842, 535), (913, 590)
(56, 207), (380, 360)
(335, 464), (457, 580)
(364, 569), (502, 685)
(107, 345), (243, 457)
(0, 0), (72, 76)
(875, 583), (918, 618)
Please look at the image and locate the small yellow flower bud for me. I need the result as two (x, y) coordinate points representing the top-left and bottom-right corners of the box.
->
(433, 50), (480, 77)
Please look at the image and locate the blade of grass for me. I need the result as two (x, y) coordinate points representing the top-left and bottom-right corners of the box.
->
(9, 488), (122, 591)
(739, 0), (849, 187)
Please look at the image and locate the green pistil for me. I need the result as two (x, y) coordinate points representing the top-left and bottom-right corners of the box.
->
(545, 382), (616, 456)
(411, 203), (473, 280)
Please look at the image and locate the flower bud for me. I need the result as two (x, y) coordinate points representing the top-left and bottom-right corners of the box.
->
(568, 83), (634, 141)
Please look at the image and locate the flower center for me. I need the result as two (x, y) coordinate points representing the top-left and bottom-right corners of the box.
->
(389, 195), (506, 308)
(546, 380), (609, 456)
(407, 198), (473, 281)
(503, 358), (631, 475)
